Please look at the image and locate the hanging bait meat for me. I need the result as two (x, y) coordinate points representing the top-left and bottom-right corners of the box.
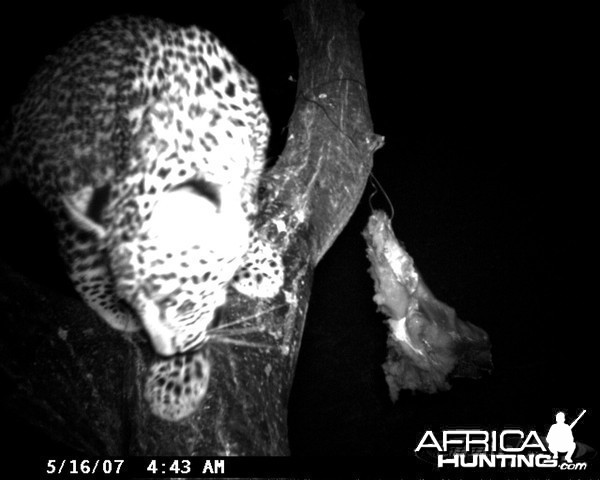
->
(363, 210), (492, 401)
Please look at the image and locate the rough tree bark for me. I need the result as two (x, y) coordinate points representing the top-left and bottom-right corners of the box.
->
(0, 0), (382, 456)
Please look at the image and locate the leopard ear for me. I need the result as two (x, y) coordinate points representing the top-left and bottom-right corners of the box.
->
(62, 185), (109, 239)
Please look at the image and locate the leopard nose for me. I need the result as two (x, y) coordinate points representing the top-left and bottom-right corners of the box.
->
(149, 332), (177, 356)
(135, 289), (178, 356)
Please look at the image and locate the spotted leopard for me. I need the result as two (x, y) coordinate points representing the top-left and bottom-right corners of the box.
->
(4, 16), (284, 421)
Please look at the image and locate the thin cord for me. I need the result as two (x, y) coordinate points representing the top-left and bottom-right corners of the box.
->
(368, 171), (394, 220)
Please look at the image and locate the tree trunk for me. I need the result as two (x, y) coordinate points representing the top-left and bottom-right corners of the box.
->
(0, 0), (382, 457)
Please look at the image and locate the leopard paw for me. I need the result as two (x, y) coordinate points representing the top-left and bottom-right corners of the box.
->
(144, 351), (211, 421)
(231, 235), (284, 298)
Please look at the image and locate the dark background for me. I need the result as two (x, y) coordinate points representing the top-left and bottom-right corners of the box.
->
(0, 1), (594, 476)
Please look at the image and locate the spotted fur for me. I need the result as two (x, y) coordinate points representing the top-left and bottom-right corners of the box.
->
(6, 16), (284, 421)
(145, 351), (211, 422)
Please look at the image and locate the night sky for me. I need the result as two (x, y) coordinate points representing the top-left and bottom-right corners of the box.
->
(0, 2), (594, 476)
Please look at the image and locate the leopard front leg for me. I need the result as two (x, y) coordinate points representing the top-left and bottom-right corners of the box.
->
(57, 213), (141, 333)
(144, 350), (211, 421)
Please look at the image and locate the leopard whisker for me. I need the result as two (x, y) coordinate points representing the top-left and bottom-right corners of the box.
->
(206, 325), (264, 337)
(209, 303), (286, 332)
(207, 335), (276, 350)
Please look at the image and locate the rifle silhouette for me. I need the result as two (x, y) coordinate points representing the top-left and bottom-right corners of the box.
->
(570, 409), (586, 429)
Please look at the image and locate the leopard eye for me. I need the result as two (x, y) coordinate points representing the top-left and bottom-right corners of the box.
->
(157, 297), (178, 309)
(155, 289), (181, 308)
(173, 178), (220, 209)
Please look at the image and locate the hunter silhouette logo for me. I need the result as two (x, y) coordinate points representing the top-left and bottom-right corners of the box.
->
(415, 409), (594, 470)
(546, 410), (585, 463)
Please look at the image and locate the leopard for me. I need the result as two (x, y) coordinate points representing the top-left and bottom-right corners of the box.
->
(2, 15), (284, 421)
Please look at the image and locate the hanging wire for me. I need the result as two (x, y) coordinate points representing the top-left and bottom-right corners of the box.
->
(368, 171), (394, 220)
